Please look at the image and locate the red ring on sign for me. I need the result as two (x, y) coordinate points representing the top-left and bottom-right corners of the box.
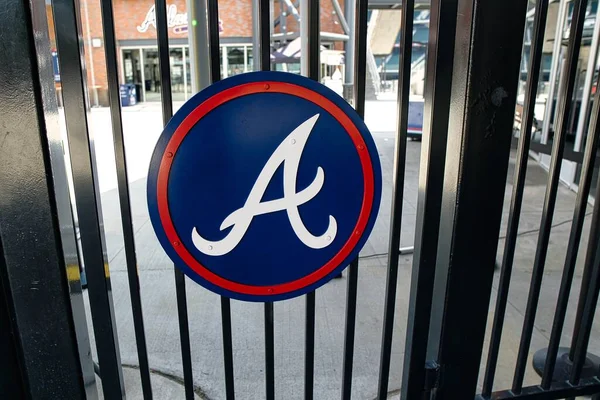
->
(157, 81), (375, 295)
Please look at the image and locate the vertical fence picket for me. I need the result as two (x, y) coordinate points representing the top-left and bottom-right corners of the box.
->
(154, 0), (195, 397)
(376, 1), (414, 398)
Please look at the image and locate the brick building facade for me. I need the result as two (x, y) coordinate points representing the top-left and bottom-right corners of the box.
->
(47, 0), (346, 105)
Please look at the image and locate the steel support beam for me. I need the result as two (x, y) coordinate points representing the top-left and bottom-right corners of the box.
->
(425, 0), (528, 397)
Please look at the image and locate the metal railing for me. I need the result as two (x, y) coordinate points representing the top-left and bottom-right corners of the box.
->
(3, 0), (600, 399)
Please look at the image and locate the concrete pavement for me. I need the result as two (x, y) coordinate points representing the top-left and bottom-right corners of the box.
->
(68, 98), (600, 399)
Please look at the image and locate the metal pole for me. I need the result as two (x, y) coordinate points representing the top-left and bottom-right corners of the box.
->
(53, 0), (126, 395)
(253, 0), (261, 71)
(573, 11), (600, 153)
(155, 0), (196, 396)
(377, 0), (415, 395)
(187, 0), (211, 92)
(425, 0), (528, 397)
(344, 0), (355, 85)
(140, 48), (147, 101)
(300, 0), (319, 397)
(400, 0), (458, 397)
(183, 46), (188, 99)
(541, 0), (569, 145)
(300, 0), (319, 79)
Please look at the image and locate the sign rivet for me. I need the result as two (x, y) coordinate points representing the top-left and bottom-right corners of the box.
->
(358, 145), (365, 150)
(264, 84), (270, 90)
(326, 235), (332, 241)
(166, 152), (173, 158)
(291, 139), (296, 145)
(173, 241), (180, 246)
(208, 245), (213, 250)
(268, 288), (273, 293)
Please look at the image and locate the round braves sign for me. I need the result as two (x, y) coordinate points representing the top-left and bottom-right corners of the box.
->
(148, 71), (381, 301)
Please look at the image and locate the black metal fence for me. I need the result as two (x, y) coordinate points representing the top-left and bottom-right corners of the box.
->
(3, 0), (600, 398)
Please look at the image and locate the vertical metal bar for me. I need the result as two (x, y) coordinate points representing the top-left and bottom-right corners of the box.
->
(340, 0), (367, 396)
(206, 1), (235, 398)
(174, 271), (195, 399)
(140, 48), (147, 102)
(376, 1), (414, 398)
(264, 303), (275, 400)
(344, 0), (355, 86)
(208, 0), (221, 84)
(542, 71), (600, 389)
(305, 292), (316, 400)
(155, 0), (174, 120)
(255, 0), (275, 397)
(223, 46), (229, 78)
(31, 0), (97, 394)
(0, 271), (26, 399)
(573, 8), (600, 153)
(541, 0), (569, 145)
(300, 0), (320, 80)
(53, 0), (126, 395)
(154, 0), (195, 397)
(351, 0), (367, 119)
(220, 297), (236, 399)
(570, 256), (596, 363)
(571, 197), (600, 357)
(300, 1), (319, 398)
(400, 0), (457, 398)
(341, 260), (359, 400)
(252, 0), (261, 72)
(512, 0), (589, 392)
(99, 0), (153, 396)
(570, 178), (600, 384)
(259, 0), (271, 72)
(426, 0), (528, 397)
(481, 0), (550, 396)
(0, 0), (88, 395)
(571, 85), (600, 363)
(183, 47), (188, 100)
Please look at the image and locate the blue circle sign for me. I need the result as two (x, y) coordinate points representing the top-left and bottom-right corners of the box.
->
(148, 71), (381, 301)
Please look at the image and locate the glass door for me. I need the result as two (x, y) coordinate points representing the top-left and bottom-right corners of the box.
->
(143, 49), (160, 102)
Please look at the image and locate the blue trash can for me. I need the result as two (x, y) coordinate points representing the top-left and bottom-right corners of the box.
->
(120, 84), (137, 107)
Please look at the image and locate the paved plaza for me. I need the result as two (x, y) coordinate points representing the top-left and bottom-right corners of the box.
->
(64, 98), (600, 399)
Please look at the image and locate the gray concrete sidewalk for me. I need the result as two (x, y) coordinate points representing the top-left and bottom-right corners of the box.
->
(78, 100), (600, 399)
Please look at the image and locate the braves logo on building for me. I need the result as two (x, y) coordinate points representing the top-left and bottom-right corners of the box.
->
(148, 72), (381, 301)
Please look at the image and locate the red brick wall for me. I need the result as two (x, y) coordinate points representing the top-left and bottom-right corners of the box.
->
(79, 0), (108, 105)
(48, 0), (346, 104)
(272, 0), (345, 38)
(109, 0), (254, 39)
